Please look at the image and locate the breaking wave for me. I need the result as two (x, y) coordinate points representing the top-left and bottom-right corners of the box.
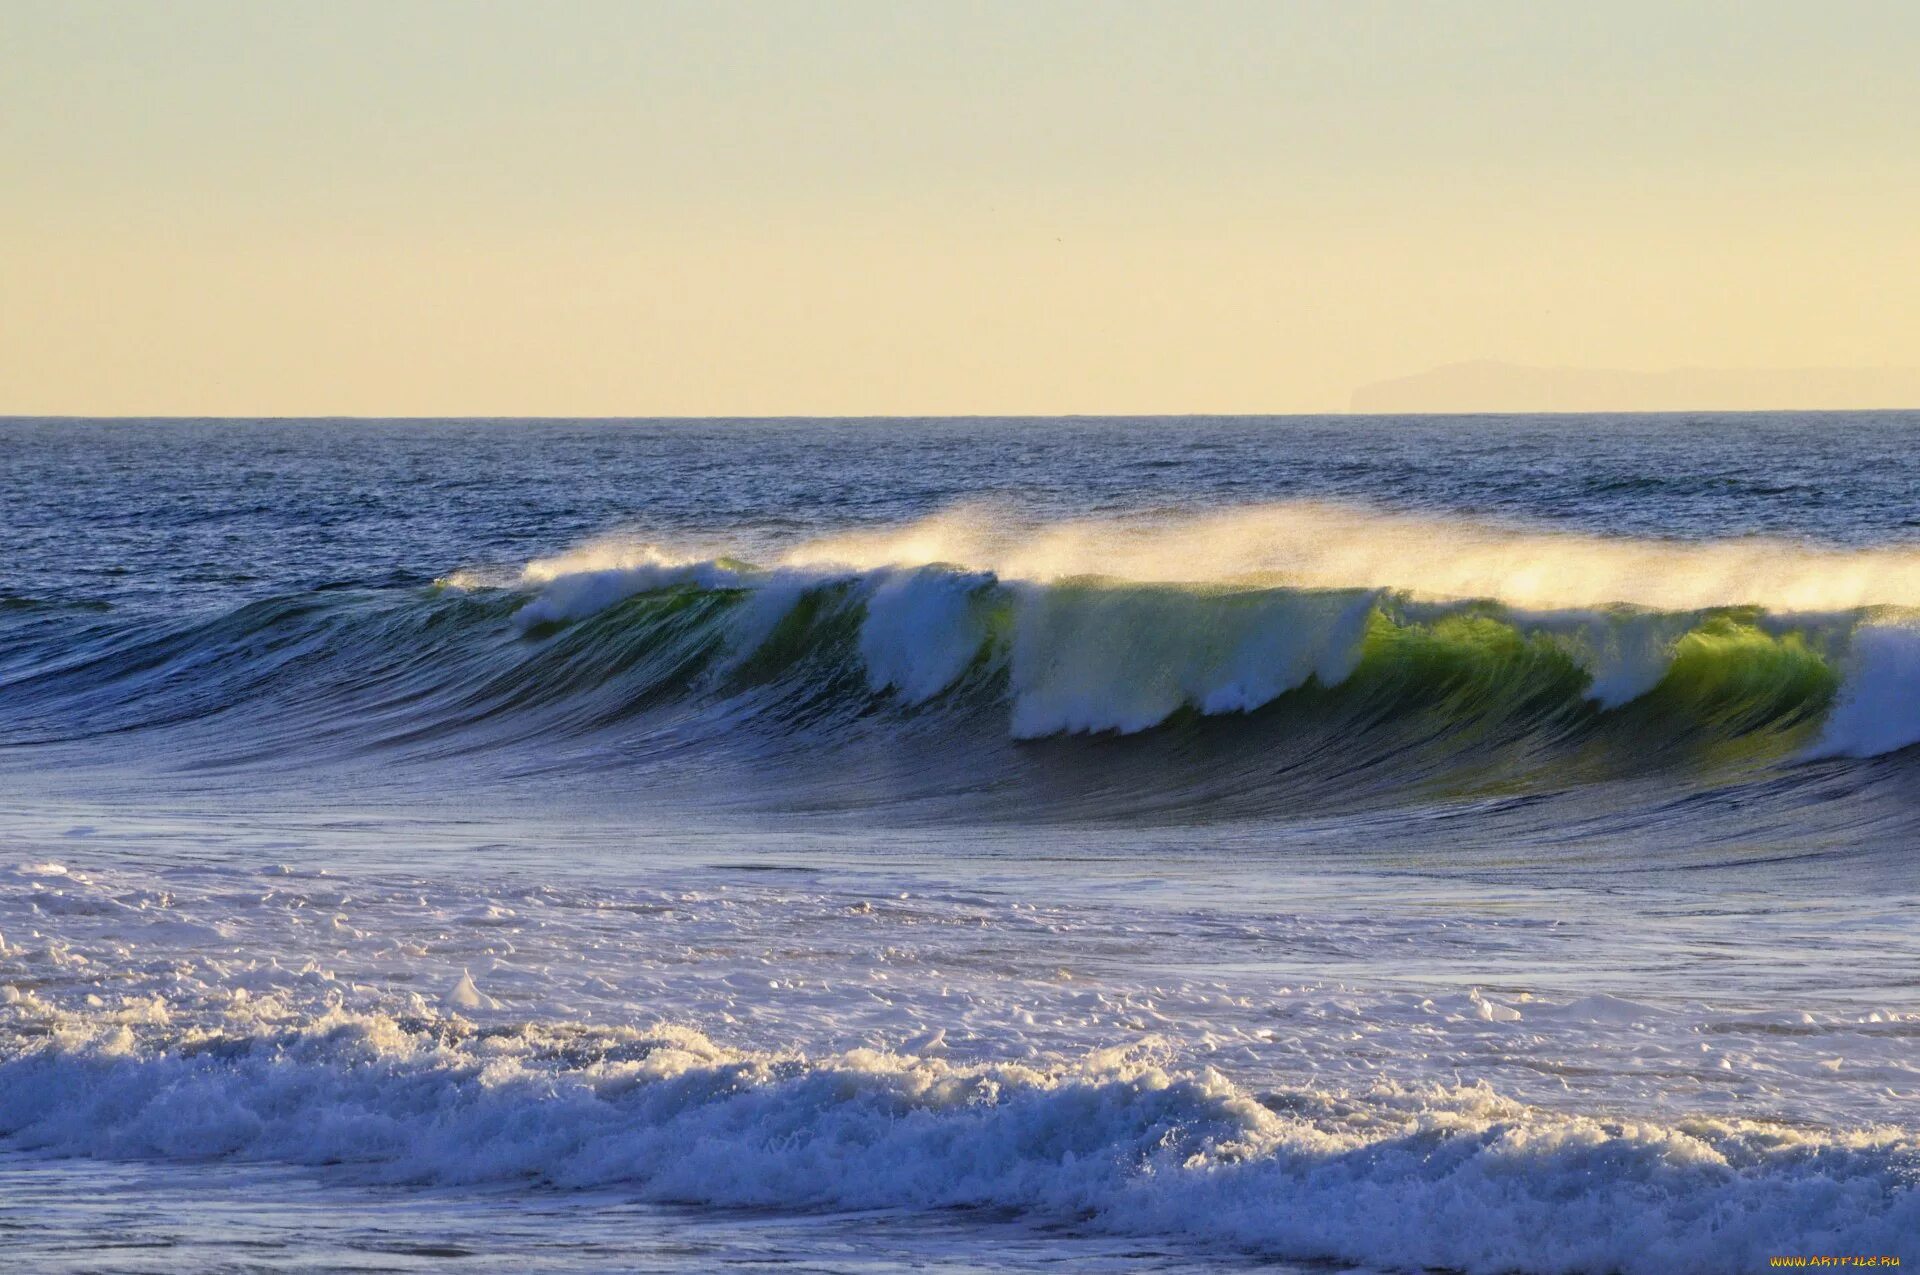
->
(4, 503), (1919, 823)
(1, 1005), (1912, 1275)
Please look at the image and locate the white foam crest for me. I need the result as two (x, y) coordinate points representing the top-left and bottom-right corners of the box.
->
(497, 514), (1920, 741)
(1009, 586), (1377, 737)
(1508, 609), (1701, 708)
(857, 567), (996, 703)
(515, 542), (753, 630)
(786, 501), (1920, 612)
(0, 1007), (1910, 1274)
(707, 565), (857, 673)
(1810, 620), (1920, 758)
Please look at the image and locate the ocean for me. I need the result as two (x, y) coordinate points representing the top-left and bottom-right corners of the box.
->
(1, 414), (1915, 1273)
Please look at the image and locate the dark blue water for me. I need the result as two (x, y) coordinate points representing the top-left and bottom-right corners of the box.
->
(6, 413), (1919, 618)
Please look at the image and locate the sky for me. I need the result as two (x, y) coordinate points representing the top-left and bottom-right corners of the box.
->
(2, 0), (1918, 415)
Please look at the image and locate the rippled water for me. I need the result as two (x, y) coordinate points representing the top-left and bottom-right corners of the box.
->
(1, 415), (1916, 1273)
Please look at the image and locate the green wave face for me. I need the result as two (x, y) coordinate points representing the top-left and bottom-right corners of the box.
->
(3, 566), (1911, 824)
(496, 571), (1872, 768)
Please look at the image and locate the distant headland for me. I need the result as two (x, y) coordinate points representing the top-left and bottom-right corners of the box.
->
(1350, 361), (1920, 413)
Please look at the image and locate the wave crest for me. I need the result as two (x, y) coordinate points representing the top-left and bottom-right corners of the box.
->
(785, 501), (1920, 612)
(6, 509), (1920, 826)
(497, 557), (1900, 753)
(3, 1005), (1913, 1275)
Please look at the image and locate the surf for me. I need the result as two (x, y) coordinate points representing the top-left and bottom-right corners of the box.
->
(4, 503), (1918, 835)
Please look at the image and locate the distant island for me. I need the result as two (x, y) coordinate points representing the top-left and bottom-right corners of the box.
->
(1350, 360), (1920, 413)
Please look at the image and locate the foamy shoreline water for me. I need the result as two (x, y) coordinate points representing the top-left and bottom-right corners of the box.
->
(2, 852), (1914, 1274)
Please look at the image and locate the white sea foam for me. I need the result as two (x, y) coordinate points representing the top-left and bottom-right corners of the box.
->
(1007, 584), (1376, 737)
(1510, 608), (1703, 708)
(512, 544), (753, 630)
(4, 1006), (1912, 1275)
(1, 855), (1914, 1275)
(857, 566), (996, 703)
(784, 501), (1920, 613)
(1811, 620), (1920, 758)
(502, 548), (1920, 757)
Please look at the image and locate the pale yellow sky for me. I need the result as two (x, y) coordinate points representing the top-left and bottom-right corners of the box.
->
(3, 0), (1917, 415)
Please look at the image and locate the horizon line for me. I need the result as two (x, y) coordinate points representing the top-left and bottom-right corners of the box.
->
(7, 407), (1920, 423)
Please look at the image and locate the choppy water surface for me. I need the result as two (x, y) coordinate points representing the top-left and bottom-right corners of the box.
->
(2, 415), (1917, 1273)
